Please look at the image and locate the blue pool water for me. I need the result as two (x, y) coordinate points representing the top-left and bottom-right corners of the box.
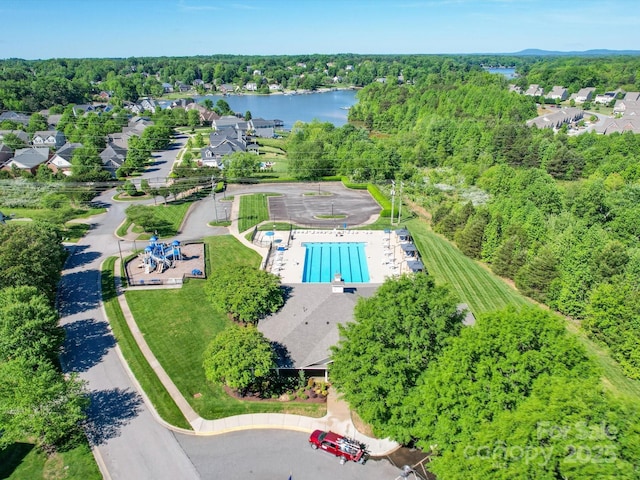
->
(302, 242), (370, 283)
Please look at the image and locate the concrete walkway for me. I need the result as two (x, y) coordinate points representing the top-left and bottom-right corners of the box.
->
(113, 192), (399, 456)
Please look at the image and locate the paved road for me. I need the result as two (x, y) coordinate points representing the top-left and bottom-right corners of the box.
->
(175, 430), (400, 480)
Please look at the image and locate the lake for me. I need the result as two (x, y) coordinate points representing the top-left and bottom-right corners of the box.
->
(193, 89), (358, 130)
(485, 67), (517, 79)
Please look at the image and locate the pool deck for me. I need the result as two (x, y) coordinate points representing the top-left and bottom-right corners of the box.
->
(258, 229), (409, 284)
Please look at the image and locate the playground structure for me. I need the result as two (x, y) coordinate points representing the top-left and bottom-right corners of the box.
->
(138, 237), (183, 274)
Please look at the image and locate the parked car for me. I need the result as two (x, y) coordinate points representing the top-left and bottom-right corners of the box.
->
(308, 429), (368, 465)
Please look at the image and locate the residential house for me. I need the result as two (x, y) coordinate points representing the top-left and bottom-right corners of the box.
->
(594, 92), (616, 105)
(508, 85), (523, 94)
(176, 82), (190, 93)
(525, 84), (544, 96)
(162, 82), (173, 93)
(139, 98), (159, 113)
(31, 130), (66, 149)
(250, 118), (275, 138)
(219, 84), (236, 94)
(0, 144), (12, 166)
(0, 111), (30, 126)
(575, 87), (596, 103)
(72, 104), (95, 116)
(193, 79), (205, 87)
(47, 114), (63, 129)
(252, 69), (262, 76)
(169, 98), (194, 109)
(268, 84), (282, 92)
(546, 86), (568, 101)
(245, 82), (258, 91)
(47, 142), (82, 176)
(0, 130), (30, 145)
(526, 107), (583, 130)
(185, 103), (220, 124)
(212, 115), (243, 131)
(2, 147), (50, 174)
(613, 93), (640, 115)
(200, 131), (247, 168)
(595, 117), (640, 134)
(100, 142), (127, 176)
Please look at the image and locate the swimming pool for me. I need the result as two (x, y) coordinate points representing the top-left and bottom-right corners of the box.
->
(302, 242), (370, 283)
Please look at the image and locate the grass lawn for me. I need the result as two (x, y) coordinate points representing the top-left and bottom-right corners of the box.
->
(63, 222), (91, 242)
(125, 235), (325, 420)
(0, 441), (100, 480)
(406, 218), (529, 315)
(237, 193), (276, 232)
(102, 257), (192, 429)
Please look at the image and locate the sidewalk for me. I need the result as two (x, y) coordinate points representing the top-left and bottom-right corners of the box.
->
(112, 191), (399, 456)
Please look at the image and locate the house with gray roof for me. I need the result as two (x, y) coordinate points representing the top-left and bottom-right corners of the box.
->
(575, 87), (596, 103)
(2, 147), (50, 174)
(47, 142), (82, 176)
(613, 96), (640, 115)
(100, 142), (127, 176)
(0, 144), (12, 166)
(546, 86), (568, 101)
(0, 111), (30, 126)
(0, 130), (30, 145)
(249, 118), (275, 138)
(32, 130), (65, 149)
(595, 117), (640, 135)
(200, 130), (249, 168)
(624, 91), (640, 102)
(525, 84), (544, 96)
(212, 115), (243, 130)
(526, 107), (583, 130)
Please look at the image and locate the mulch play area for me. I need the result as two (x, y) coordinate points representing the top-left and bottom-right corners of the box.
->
(124, 242), (206, 287)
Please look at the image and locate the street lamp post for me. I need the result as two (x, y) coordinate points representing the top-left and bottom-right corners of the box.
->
(224, 207), (228, 222)
(213, 192), (218, 223)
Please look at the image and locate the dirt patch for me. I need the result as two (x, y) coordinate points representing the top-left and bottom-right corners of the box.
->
(377, 446), (435, 480)
(350, 410), (375, 437)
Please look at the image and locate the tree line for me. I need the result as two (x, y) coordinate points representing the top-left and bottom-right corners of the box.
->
(0, 222), (88, 452)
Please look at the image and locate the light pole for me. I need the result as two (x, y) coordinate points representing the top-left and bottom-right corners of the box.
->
(213, 192), (218, 223)
(398, 181), (404, 224)
(390, 180), (396, 226)
(118, 240), (124, 272)
(224, 207), (228, 222)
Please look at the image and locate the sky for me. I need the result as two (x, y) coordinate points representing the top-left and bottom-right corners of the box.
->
(1, 0), (639, 59)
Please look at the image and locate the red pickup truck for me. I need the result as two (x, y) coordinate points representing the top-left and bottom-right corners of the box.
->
(308, 429), (369, 465)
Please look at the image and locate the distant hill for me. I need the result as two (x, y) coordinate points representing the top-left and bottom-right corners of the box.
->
(511, 48), (640, 56)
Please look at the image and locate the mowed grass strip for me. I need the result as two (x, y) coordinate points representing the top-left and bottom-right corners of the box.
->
(406, 219), (529, 315)
(125, 235), (325, 419)
(101, 257), (192, 429)
(237, 193), (271, 232)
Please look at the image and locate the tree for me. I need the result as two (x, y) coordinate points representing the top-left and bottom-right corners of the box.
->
(26, 113), (48, 134)
(244, 110), (252, 121)
(0, 358), (88, 452)
(0, 132), (27, 150)
(222, 152), (261, 179)
(187, 109), (200, 130)
(429, 376), (640, 479)
(205, 266), (283, 323)
(202, 324), (275, 395)
(0, 222), (66, 301)
(125, 205), (158, 233)
(514, 247), (559, 303)
(0, 286), (64, 364)
(408, 306), (593, 449)
(330, 274), (463, 440)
